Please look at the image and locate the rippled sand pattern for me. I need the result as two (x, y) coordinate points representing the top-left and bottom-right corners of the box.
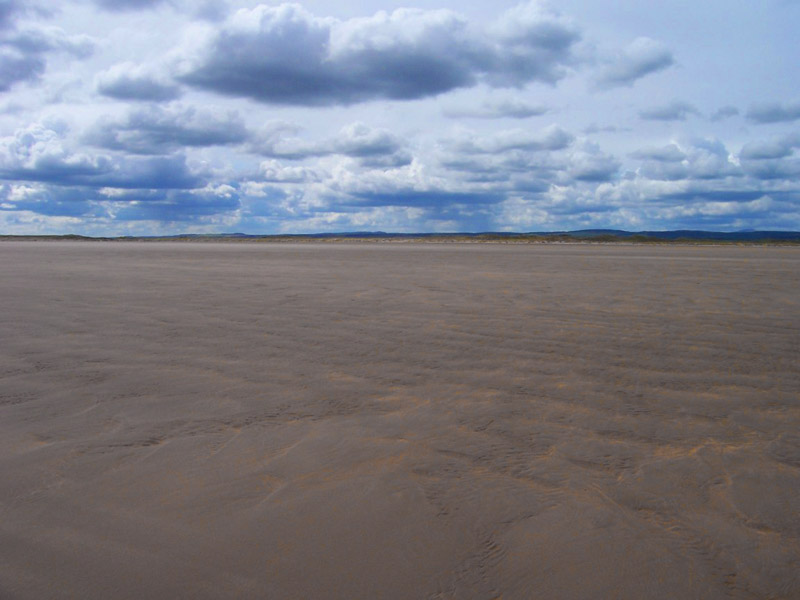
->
(1, 242), (798, 599)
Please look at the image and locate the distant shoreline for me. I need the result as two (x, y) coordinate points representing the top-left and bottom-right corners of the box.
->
(2, 232), (800, 246)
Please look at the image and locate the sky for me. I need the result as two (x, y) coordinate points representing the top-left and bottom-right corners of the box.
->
(0, 0), (799, 235)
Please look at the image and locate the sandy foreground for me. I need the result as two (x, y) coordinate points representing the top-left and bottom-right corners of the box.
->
(0, 241), (798, 599)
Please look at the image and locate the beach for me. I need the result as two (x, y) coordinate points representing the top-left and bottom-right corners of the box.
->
(1, 241), (798, 599)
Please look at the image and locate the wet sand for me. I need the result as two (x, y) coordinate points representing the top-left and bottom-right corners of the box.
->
(1, 241), (798, 599)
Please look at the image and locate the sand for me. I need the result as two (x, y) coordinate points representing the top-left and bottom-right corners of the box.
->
(0, 241), (798, 599)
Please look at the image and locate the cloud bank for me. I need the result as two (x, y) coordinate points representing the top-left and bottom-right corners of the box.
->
(0, 1), (798, 234)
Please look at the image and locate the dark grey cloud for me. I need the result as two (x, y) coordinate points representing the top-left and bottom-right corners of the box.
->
(631, 144), (686, 162)
(710, 105), (739, 121)
(746, 101), (800, 124)
(596, 37), (674, 89)
(85, 105), (248, 155)
(96, 62), (181, 101)
(177, 2), (580, 106)
(639, 101), (700, 121)
(443, 99), (548, 119)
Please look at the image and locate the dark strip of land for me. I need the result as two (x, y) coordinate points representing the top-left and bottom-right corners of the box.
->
(2, 229), (800, 244)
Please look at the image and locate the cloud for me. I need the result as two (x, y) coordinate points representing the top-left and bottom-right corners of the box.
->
(93, 0), (167, 11)
(595, 37), (674, 89)
(92, 0), (227, 18)
(1, 182), (240, 224)
(737, 134), (800, 180)
(710, 105), (739, 121)
(0, 122), (204, 189)
(256, 160), (320, 184)
(739, 151), (800, 181)
(635, 138), (739, 181)
(583, 124), (630, 134)
(0, 48), (45, 91)
(437, 125), (588, 194)
(0, 0), (26, 31)
(639, 100), (700, 121)
(349, 190), (503, 209)
(483, 0), (580, 86)
(0, 24), (95, 91)
(186, 0), (228, 20)
(110, 185), (240, 221)
(439, 151), (562, 187)
(739, 134), (800, 180)
(332, 122), (404, 157)
(746, 101), (800, 124)
(358, 151), (413, 169)
(637, 161), (688, 182)
(6, 25), (94, 57)
(322, 155), (507, 211)
(1, 184), (107, 217)
(565, 143), (620, 182)
(442, 98), (548, 119)
(176, 2), (580, 106)
(630, 143), (686, 162)
(85, 105), (248, 155)
(739, 134), (800, 160)
(447, 124), (573, 154)
(251, 121), (407, 164)
(571, 176), (800, 232)
(95, 62), (182, 101)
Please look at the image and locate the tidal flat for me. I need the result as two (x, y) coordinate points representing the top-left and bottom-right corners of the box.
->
(1, 241), (798, 599)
